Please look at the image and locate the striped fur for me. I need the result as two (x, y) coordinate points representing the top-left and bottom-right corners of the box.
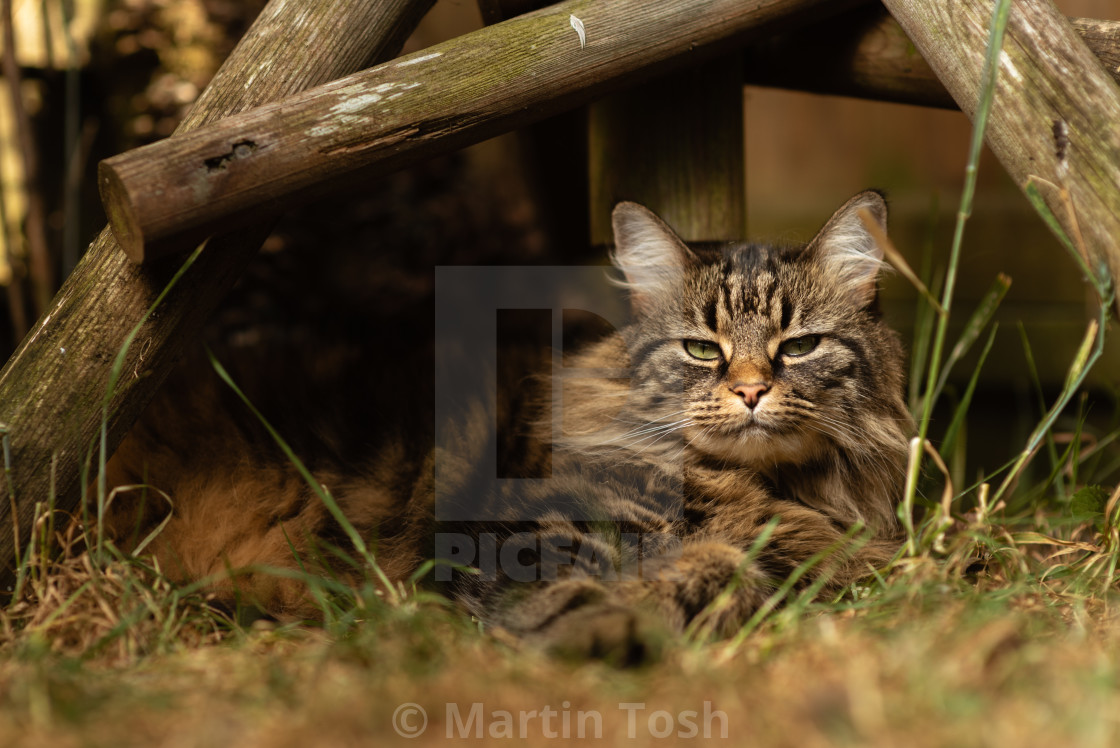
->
(450, 191), (912, 659)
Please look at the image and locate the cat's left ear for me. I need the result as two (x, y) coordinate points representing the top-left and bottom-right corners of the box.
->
(807, 190), (888, 308)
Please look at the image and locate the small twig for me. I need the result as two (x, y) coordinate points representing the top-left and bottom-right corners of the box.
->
(923, 440), (955, 526)
(1, 0), (54, 314)
(0, 143), (27, 341)
(2, 422), (18, 591)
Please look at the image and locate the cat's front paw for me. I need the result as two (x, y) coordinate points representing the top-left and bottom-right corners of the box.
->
(644, 541), (772, 637)
(495, 578), (666, 666)
(539, 602), (665, 667)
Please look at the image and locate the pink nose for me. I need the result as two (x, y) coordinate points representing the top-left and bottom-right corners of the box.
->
(731, 381), (769, 408)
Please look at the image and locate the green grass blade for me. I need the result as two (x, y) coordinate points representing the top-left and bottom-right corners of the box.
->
(904, 0), (1013, 521)
(205, 348), (398, 601)
(96, 242), (206, 559)
(995, 313), (1108, 503)
(1023, 181), (1098, 286)
(930, 273), (1010, 407)
(939, 323), (999, 473)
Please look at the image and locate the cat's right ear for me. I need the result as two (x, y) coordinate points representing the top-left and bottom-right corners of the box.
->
(611, 202), (697, 314)
(806, 190), (889, 309)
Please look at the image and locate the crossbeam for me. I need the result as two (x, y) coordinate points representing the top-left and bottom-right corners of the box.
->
(99, 0), (867, 263)
(745, 9), (1120, 110)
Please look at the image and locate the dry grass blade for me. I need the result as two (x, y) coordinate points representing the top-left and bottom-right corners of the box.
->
(1105, 482), (1120, 524)
(1024, 175), (1091, 280)
(1010, 533), (1099, 553)
(924, 441), (955, 526)
(858, 207), (944, 315)
(0, 510), (229, 662)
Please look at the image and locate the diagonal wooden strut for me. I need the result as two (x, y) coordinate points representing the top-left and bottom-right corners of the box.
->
(881, 0), (1120, 297)
(0, 0), (436, 588)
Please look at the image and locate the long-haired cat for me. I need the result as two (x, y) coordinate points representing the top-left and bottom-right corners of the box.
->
(102, 190), (911, 660)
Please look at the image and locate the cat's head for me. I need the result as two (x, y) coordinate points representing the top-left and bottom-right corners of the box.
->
(609, 192), (909, 471)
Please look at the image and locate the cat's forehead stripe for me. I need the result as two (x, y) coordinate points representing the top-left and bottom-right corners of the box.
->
(703, 296), (719, 334)
(720, 279), (737, 331)
(687, 250), (820, 338)
(756, 272), (778, 318)
(779, 296), (794, 331)
(721, 275), (739, 317)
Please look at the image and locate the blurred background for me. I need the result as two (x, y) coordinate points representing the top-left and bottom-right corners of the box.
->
(0, 0), (1116, 479)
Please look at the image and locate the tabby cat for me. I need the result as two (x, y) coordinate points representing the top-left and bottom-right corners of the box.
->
(103, 190), (911, 660)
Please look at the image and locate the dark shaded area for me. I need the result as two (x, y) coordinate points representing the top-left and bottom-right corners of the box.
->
(2, 0), (270, 353)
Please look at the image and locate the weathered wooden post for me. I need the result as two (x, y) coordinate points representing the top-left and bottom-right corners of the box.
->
(477, 0), (590, 257)
(589, 57), (746, 244)
(880, 0), (1120, 292)
(0, 0), (436, 588)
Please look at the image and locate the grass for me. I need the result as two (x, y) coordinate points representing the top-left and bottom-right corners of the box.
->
(4, 1), (1120, 744)
(2, 547), (1120, 746)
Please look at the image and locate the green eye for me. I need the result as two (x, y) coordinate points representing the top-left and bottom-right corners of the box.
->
(779, 335), (821, 357)
(684, 340), (722, 361)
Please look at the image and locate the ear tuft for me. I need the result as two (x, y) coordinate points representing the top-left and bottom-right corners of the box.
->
(808, 190), (889, 308)
(610, 202), (697, 314)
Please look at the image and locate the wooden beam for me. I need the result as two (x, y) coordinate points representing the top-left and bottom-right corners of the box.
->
(475, 0), (592, 260)
(0, 0), (435, 587)
(98, 0), (866, 263)
(476, 0), (546, 25)
(589, 57), (746, 244)
(744, 9), (1120, 110)
(880, 0), (1120, 294)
